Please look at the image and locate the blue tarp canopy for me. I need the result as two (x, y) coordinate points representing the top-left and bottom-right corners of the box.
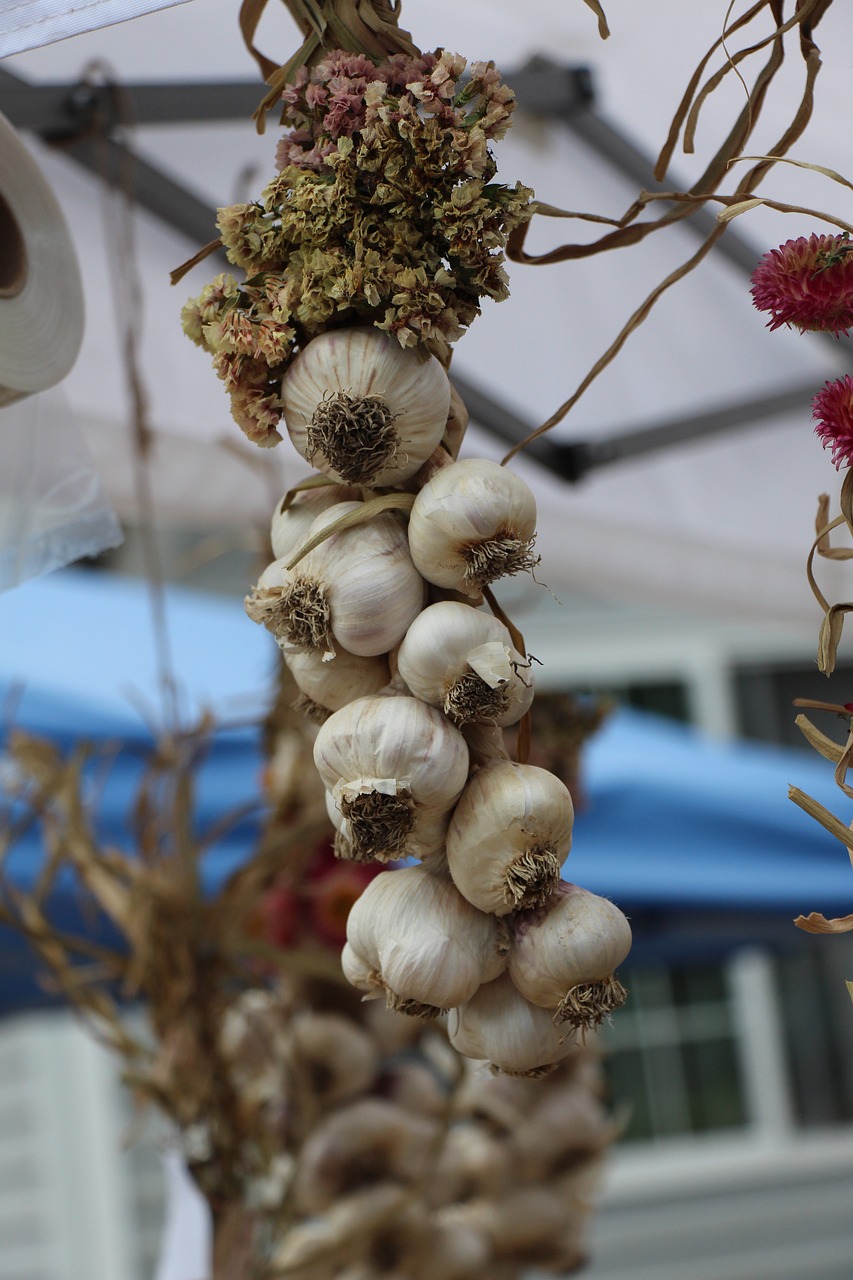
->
(0, 569), (851, 1007)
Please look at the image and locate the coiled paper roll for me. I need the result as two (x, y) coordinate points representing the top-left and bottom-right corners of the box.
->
(0, 112), (84, 406)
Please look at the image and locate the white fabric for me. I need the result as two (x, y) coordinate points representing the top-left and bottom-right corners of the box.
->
(0, 0), (193, 56)
(0, 387), (123, 594)
(153, 1148), (212, 1280)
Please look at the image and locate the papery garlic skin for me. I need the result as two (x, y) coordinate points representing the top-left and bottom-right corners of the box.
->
(509, 882), (632, 1030)
(448, 972), (577, 1077)
(407, 458), (538, 593)
(345, 865), (509, 1017)
(286, 646), (390, 720)
(282, 328), (451, 487)
(246, 502), (424, 659)
(446, 760), (573, 916)
(396, 601), (534, 728)
(270, 480), (362, 562)
(314, 695), (469, 862)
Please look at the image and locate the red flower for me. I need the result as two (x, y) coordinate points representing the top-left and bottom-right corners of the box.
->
(813, 375), (853, 468)
(750, 234), (853, 336)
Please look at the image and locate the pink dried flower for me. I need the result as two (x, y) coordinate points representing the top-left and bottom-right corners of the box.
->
(751, 234), (853, 336)
(813, 375), (853, 468)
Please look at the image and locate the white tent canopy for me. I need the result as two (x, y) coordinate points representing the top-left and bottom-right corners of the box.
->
(4, 0), (853, 625)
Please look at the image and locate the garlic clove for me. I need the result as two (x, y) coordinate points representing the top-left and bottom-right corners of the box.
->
(445, 760), (573, 916)
(314, 695), (469, 863)
(448, 972), (577, 1077)
(509, 881), (632, 1031)
(407, 458), (539, 593)
(396, 600), (534, 728)
(345, 865), (509, 1017)
(282, 328), (451, 487)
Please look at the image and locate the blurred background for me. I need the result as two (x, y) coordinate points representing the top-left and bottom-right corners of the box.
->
(3, 2), (853, 1277)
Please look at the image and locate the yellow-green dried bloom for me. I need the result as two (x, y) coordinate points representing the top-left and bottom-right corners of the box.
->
(184, 48), (533, 446)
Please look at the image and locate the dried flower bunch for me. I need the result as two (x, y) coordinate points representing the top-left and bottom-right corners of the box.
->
(181, 46), (532, 447)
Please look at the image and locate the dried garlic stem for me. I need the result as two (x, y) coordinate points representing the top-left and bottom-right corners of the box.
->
(556, 975), (628, 1033)
(306, 391), (400, 485)
(462, 531), (539, 590)
(503, 848), (562, 911)
(443, 671), (511, 726)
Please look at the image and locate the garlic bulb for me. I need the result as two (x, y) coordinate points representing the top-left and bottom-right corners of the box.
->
(407, 458), (539, 593)
(289, 1012), (379, 1109)
(509, 882), (632, 1030)
(314, 695), (469, 862)
(245, 502), (424, 658)
(445, 760), (573, 915)
(396, 601), (533, 728)
(282, 327), (451, 487)
(448, 973), (577, 1077)
(272, 1183), (408, 1276)
(270, 479), (362, 562)
(345, 865), (509, 1017)
(286, 645), (390, 721)
(294, 1098), (437, 1214)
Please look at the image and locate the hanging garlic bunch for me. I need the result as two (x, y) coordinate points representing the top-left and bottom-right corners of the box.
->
(282, 328), (451, 487)
(245, 501), (424, 659)
(407, 458), (539, 594)
(509, 882), (632, 1031)
(313, 694), (469, 863)
(396, 600), (533, 728)
(445, 760), (573, 916)
(343, 864), (509, 1017)
(448, 972), (577, 1078)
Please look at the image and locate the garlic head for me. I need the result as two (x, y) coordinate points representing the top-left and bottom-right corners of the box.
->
(282, 327), (451, 487)
(448, 972), (577, 1077)
(446, 760), (573, 916)
(407, 458), (539, 592)
(246, 502), (424, 659)
(345, 865), (509, 1017)
(314, 695), (469, 863)
(286, 646), (390, 722)
(270, 479), (362, 562)
(509, 882), (632, 1031)
(396, 600), (534, 728)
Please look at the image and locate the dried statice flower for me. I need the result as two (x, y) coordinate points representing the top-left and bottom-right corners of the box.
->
(750, 233), (853, 336)
(813, 374), (853, 468)
(184, 48), (532, 446)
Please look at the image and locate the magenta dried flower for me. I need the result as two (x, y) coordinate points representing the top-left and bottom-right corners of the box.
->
(751, 233), (853, 337)
(813, 375), (853, 469)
